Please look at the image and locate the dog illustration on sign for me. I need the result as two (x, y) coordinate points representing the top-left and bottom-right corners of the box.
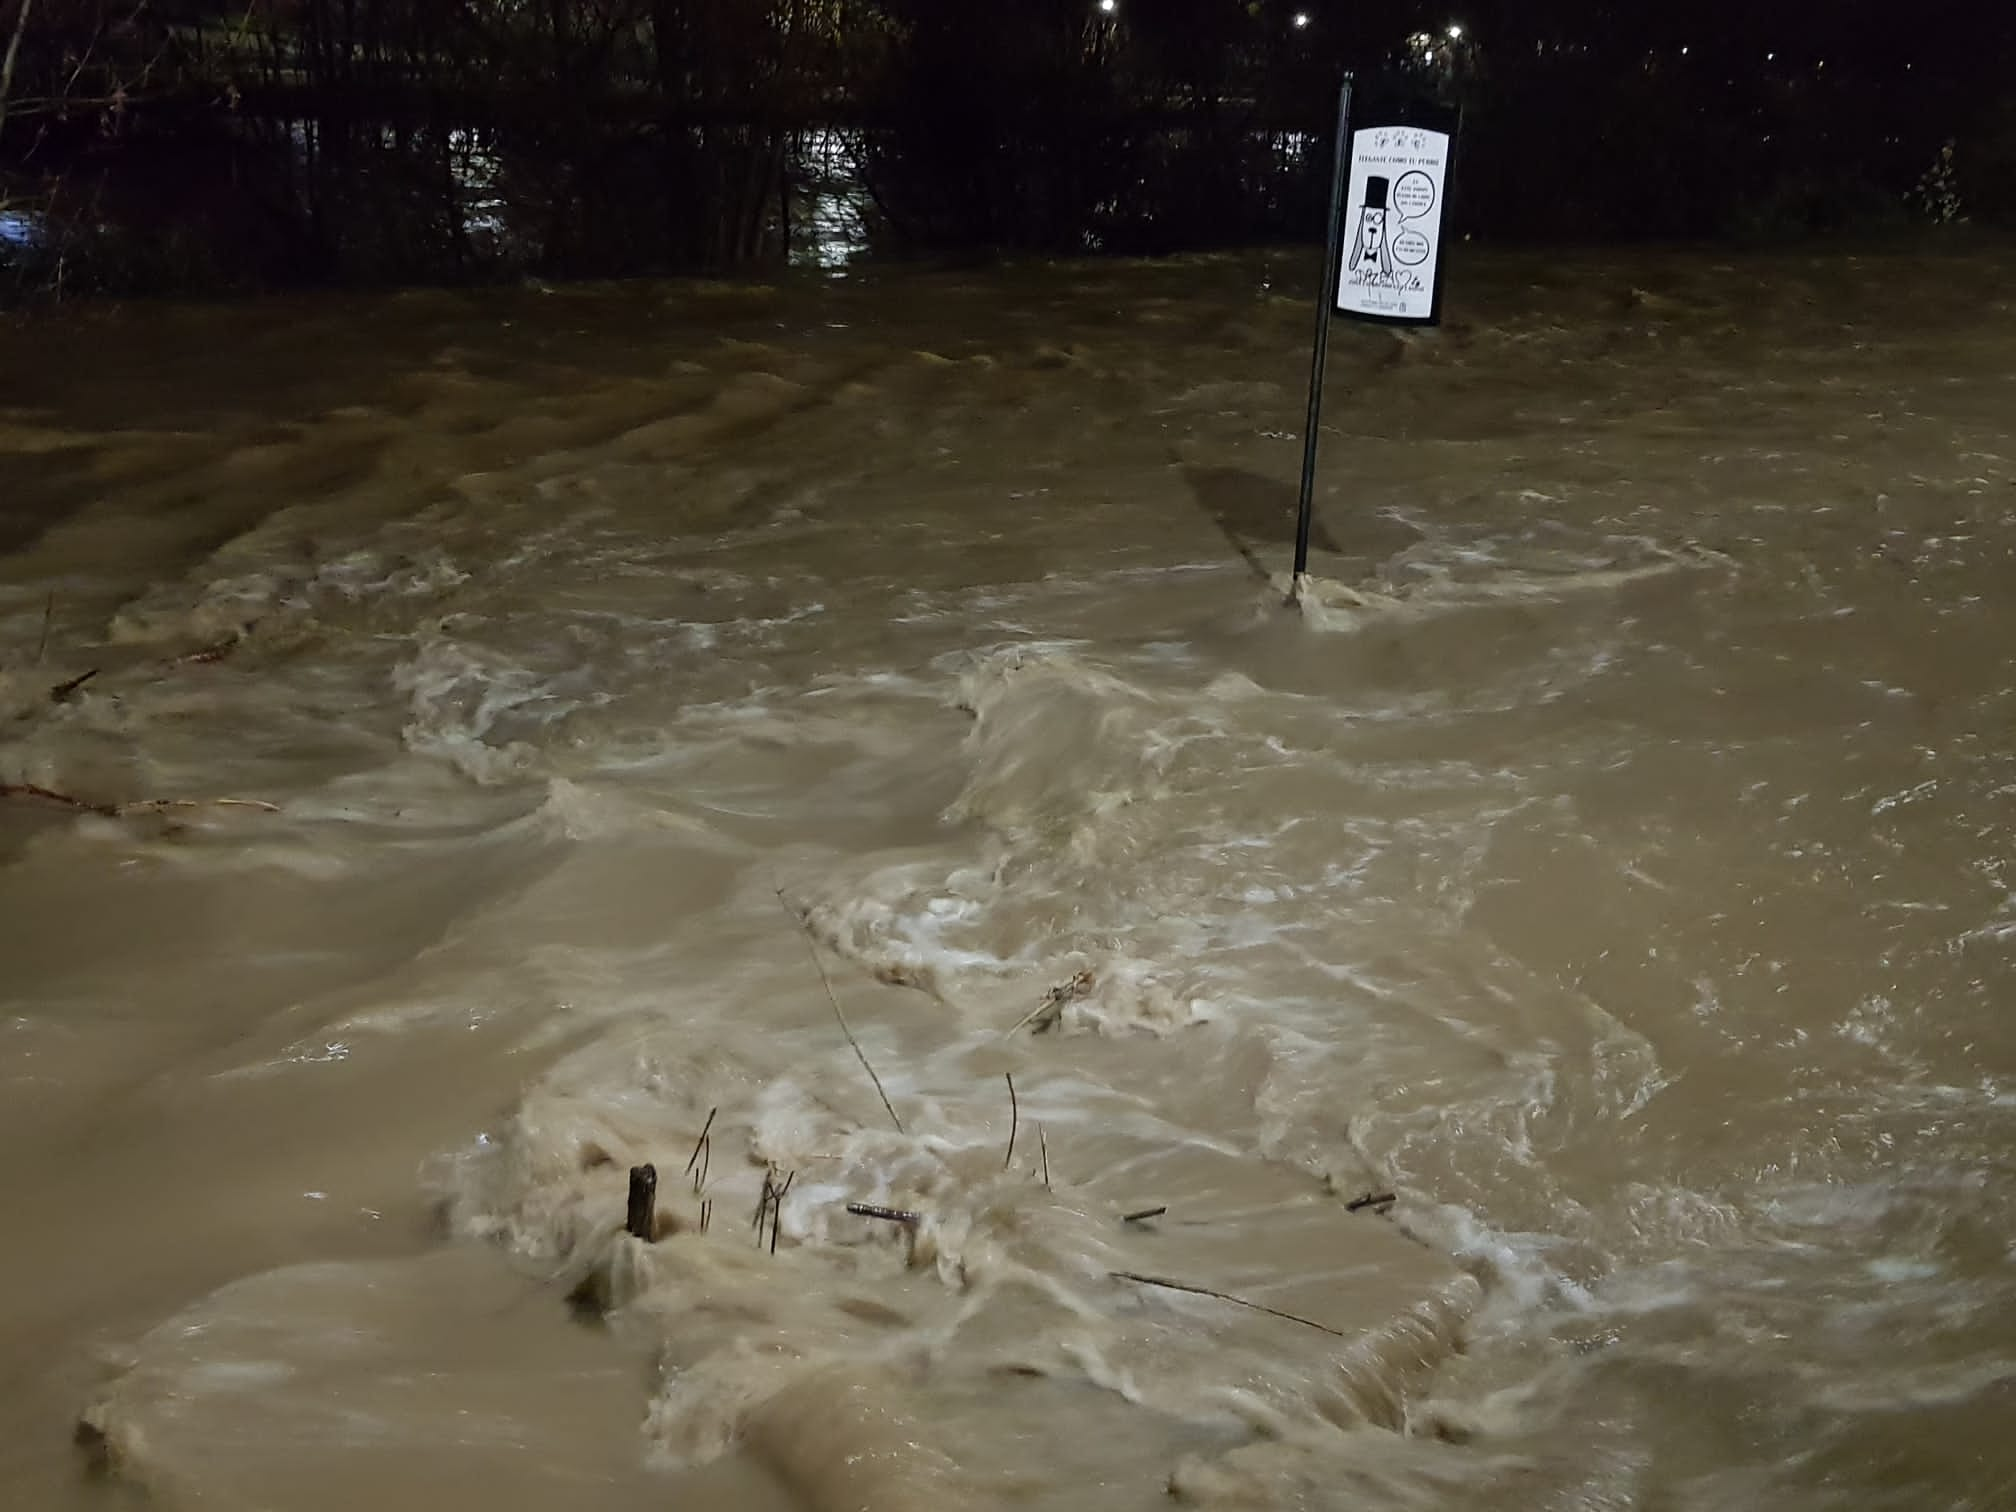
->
(1346, 164), (1436, 293)
(1347, 174), (1395, 283)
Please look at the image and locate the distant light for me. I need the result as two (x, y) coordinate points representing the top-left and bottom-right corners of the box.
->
(1097, 0), (1116, 11)
(1766, 51), (1775, 61)
(1447, 23), (1463, 40)
(1680, 45), (1689, 55)
(1293, 10), (1309, 27)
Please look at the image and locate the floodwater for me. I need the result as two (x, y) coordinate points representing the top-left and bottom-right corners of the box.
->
(2, 245), (2013, 1511)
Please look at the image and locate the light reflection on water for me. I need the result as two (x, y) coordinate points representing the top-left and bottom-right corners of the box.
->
(447, 127), (508, 244)
(792, 127), (874, 272)
(3, 122), (1319, 285)
(0, 208), (45, 250)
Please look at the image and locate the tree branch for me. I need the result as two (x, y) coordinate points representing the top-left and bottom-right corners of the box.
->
(0, 0), (38, 149)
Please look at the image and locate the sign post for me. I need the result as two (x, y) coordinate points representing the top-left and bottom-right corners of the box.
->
(1291, 79), (1355, 603)
(1291, 85), (1459, 604)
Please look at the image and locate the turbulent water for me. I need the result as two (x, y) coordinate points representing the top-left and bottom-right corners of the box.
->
(2, 246), (2013, 1511)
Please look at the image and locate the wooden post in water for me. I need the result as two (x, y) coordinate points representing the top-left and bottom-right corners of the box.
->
(626, 1163), (658, 1240)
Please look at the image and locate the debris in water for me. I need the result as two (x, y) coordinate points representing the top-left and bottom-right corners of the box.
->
(1012, 968), (1097, 1035)
(118, 797), (281, 815)
(1110, 1270), (1348, 1339)
(1, 783), (119, 818)
(49, 668), (98, 702)
(871, 959), (936, 994)
(1346, 1191), (1398, 1214)
(1003, 1072), (1019, 1170)
(1038, 1124), (1051, 1190)
(1122, 1206), (1168, 1224)
(846, 1203), (921, 1226)
(625, 1164), (658, 1241)
(0, 785), (279, 820)
(174, 628), (250, 666)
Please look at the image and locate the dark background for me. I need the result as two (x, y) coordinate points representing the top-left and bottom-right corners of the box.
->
(1, 0), (2010, 298)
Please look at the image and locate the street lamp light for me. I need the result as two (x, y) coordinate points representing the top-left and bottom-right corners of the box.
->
(1293, 11), (1310, 27)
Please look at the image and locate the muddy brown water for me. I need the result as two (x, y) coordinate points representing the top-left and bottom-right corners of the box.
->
(2, 246), (2013, 1511)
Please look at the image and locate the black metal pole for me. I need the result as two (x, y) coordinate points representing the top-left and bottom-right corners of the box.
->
(1291, 78), (1355, 603)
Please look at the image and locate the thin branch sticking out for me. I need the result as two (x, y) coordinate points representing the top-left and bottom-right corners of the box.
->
(1038, 1125), (1051, 1190)
(776, 888), (904, 1134)
(685, 1107), (717, 1176)
(770, 1170), (794, 1254)
(1003, 1072), (1019, 1171)
(1110, 1270), (1348, 1339)
(35, 591), (53, 665)
(752, 1167), (795, 1252)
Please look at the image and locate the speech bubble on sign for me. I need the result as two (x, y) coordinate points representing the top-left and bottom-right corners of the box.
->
(1393, 171), (1436, 219)
(1390, 229), (1431, 266)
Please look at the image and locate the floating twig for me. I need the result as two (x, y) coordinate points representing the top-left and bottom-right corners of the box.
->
(693, 1136), (710, 1195)
(1345, 1191), (1397, 1214)
(1122, 1206), (1168, 1224)
(777, 888), (905, 1134)
(626, 1163), (658, 1241)
(116, 796), (281, 815)
(685, 1107), (718, 1175)
(699, 1198), (713, 1234)
(2, 785), (280, 820)
(1038, 1125), (1051, 1190)
(36, 591), (53, 665)
(1110, 1271), (1348, 1339)
(1003, 1072), (1019, 1171)
(847, 1202), (921, 1226)
(1, 783), (117, 818)
(49, 668), (96, 702)
(753, 1170), (775, 1236)
(175, 632), (242, 666)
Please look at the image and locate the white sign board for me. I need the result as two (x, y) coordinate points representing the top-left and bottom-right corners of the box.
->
(1336, 124), (1451, 325)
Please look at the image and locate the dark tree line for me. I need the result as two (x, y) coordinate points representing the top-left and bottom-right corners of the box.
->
(1, 0), (2011, 296)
